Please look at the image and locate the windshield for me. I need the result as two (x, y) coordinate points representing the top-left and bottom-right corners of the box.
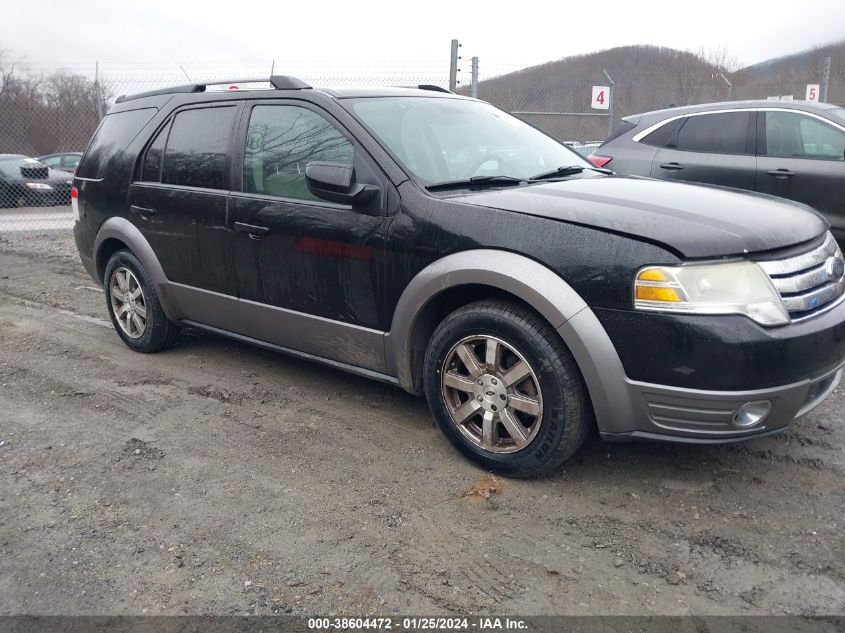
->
(349, 97), (589, 185)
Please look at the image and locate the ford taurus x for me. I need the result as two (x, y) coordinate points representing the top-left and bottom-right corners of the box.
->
(72, 77), (845, 476)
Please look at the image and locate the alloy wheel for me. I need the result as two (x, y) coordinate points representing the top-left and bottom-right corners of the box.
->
(440, 335), (543, 453)
(109, 267), (147, 339)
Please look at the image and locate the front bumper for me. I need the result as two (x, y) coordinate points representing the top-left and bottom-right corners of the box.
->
(600, 360), (843, 443)
(558, 303), (845, 443)
(25, 186), (72, 207)
(595, 302), (845, 390)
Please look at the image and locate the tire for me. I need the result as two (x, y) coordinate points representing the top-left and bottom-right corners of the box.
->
(423, 300), (591, 477)
(103, 249), (180, 353)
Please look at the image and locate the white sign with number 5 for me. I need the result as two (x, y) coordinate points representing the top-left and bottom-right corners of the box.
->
(806, 84), (820, 102)
(591, 86), (610, 110)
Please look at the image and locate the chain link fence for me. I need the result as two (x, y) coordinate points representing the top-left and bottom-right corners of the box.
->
(0, 59), (842, 233)
(470, 63), (845, 144)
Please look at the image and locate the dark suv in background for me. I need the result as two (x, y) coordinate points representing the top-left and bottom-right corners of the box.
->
(594, 101), (845, 241)
(0, 154), (74, 207)
(73, 78), (845, 476)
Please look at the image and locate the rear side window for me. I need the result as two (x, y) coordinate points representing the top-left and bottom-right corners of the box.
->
(77, 108), (156, 179)
(674, 112), (750, 154)
(162, 106), (237, 189)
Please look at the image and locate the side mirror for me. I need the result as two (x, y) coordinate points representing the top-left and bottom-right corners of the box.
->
(305, 161), (379, 206)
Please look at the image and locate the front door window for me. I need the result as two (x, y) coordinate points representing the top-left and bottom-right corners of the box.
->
(243, 105), (354, 201)
(765, 112), (845, 161)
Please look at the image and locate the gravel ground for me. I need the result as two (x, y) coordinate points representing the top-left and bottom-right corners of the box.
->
(0, 230), (843, 617)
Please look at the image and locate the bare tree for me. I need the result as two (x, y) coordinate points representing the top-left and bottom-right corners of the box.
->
(0, 53), (109, 156)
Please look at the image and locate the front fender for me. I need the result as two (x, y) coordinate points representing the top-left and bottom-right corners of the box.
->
(94, 216), (181, 319)
(384, 249), (633, 434)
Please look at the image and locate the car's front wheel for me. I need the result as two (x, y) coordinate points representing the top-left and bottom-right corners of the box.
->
(423, 300), (591, 477)
(103, 250), (180, 353)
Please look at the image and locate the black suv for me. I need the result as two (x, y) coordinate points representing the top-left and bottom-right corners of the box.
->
(73, 76), (845, 476)
(593, 101), (845, 242)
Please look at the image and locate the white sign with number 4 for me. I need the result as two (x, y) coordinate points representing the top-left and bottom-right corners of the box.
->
(591, 86), (610, 110)
(806, 84), (820, 102)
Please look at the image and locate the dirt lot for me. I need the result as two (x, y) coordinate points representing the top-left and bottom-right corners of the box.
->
(0, 230), (843, 617)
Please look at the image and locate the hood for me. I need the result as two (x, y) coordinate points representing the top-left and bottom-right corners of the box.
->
(3, 164), (72, 186)
(452, 175), (828, 258)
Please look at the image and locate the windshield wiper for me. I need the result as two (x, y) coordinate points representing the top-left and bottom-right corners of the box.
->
(425, 175), (526, 192)
(529, 164), (612, 181)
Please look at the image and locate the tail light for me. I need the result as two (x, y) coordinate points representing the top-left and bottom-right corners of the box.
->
(589, 155), (612, 168)
(70, 186), (79, 221)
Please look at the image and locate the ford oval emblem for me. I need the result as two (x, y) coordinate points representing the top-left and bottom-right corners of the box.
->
(825, 256), (845, 283)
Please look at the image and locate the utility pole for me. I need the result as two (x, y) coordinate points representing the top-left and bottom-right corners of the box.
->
(449, 39), (460, 92)
(470, 56), (479, 98)
(821, 56), (832, 103)
(94, 61), (104, 120)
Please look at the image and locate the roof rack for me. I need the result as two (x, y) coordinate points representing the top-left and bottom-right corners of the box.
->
(115, 75), (312, 103)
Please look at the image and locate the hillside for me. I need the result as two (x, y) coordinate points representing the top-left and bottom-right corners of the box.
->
(737, 39), (845, 82)
(474, 43), (845, 142)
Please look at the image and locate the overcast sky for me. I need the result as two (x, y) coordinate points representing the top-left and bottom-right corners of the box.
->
(4, 0), (844, 75)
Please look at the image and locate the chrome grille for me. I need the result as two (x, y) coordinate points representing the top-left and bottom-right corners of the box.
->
(758, 232), (845, 320)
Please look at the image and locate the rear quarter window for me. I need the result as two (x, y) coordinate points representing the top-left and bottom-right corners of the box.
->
(639, 118), (684, 148)
(601, 119), (637, 145)
(76, 108), (157, 179)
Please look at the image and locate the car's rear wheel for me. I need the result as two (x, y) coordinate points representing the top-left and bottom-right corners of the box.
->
(424, 300), (591, 477)
(104, 250), (180, 353)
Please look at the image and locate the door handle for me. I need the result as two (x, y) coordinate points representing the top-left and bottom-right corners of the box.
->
(659, 162), (684, 171)
(129, 205), (156, 219)
(234, 221), (270, 240)
(766, 169), (796, 179)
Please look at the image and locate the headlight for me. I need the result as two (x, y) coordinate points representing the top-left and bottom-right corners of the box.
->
(634, 261), (789, 326)
(25, 182), (53, 190)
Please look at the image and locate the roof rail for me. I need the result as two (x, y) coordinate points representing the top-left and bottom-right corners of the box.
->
(115, 75), (312, 104)
(115, 84), (202, 103)
(417, 84), (452, 94)
(271, 75), (312, 90)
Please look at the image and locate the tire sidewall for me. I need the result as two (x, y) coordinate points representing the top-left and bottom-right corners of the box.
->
(103, 250), (158, 352)
(424, 308), (577, 476)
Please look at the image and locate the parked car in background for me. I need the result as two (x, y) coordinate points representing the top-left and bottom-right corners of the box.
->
(37, 152), (83, 173)
(0, 154), (73, 207)
(594, 101), (845, 241)
(72, 78), (845, 476)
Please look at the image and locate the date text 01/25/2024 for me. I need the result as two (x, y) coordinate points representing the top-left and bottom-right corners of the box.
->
(307, 616), (528, 630)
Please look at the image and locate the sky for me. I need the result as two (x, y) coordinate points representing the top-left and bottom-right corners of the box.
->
(3, 0), (844, 78)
